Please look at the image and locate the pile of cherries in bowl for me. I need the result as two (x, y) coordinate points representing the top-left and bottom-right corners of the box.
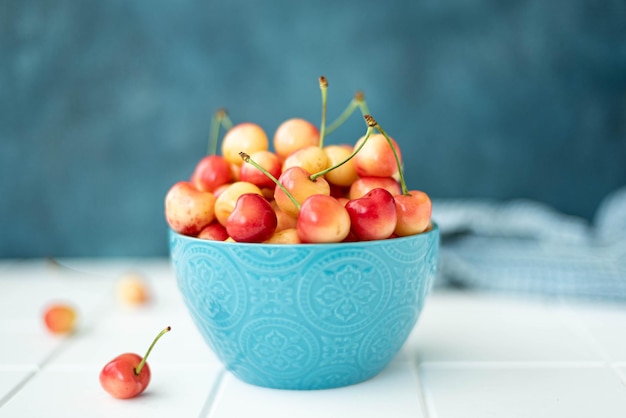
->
(166, 77), (439, 390)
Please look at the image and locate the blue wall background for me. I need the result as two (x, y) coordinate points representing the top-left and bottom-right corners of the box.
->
(2, 0), (625, 257)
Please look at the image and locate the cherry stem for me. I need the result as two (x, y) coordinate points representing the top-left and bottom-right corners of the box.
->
(134, 326), (171, 376)
(309, 122), (375, 181)
(325, 91), (370, 135)
(239, 152), (301, 210)
(371, 120), (409, 195)
(208, 109), (233, 156)
(319, 76), (328, 148)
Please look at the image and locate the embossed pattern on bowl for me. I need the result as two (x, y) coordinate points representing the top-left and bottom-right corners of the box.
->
(170, 225), (439, 390)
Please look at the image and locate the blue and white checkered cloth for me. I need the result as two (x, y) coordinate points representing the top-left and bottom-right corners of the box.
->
(432, 186), (626, 301)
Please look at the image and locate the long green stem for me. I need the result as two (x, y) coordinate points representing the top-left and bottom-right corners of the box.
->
(239, 152), (301, 210)
(310, 124), (375, 181)
(372, 121), (409, 195)
(207, 109), (233, 156)
(134, 326), (171, 376)
(325, 100), (357, 135)
(325, 91), (370, 135)
(319, 76), (328, 148)
(221, 112), (233, 131)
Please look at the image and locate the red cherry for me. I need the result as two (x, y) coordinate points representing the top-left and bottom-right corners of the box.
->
(191, 155), (233, 192)
(226, 193), (277, 243)
(197, 221), (229, 241)
(100, 326), (171, 399)
(345, 188), (397, 241)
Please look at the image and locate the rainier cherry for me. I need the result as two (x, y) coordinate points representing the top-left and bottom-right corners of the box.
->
(353, 133), (402, 178)
(43, 303), (77, 334)
(345, 188), (397, 241)
(281, 145), (329, 175)
(273, 118), (320, 159)
(265, 228), (301, 244)
(221, 122), (269, 166)
(297, 194), (351, 243)
(226, 193), (277, 243)
(239, 150), (281, 189)
(273, 202), (298, 232)
(323, 144), (359, 187)
(273, 166), (330, 218)
(100, 326), (171, 399)
(116, 272), (150, 306)
(214, 181), (263, 226)
(349, 176), (401, 200)
(197, 221), (229, 241)
(394, 190), (432, 236)
(165, 181), (216, 236)
(191, 155), (233, 192)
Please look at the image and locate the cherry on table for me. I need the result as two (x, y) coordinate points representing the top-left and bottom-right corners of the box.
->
(99, 326), (171, 399)
(43, 303), (77, 334)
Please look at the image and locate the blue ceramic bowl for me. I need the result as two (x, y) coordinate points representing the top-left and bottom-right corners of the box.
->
(169, 225), (439, 390)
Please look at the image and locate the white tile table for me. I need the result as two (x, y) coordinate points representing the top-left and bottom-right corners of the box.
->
(1, 258), (625, 417)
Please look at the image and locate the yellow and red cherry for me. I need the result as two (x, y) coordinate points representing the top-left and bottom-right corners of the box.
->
(353, 133), (402, 178)
(214, 181), (263, 226)
(323, 144), (359, 187)
(297, 194), (351, 243)
(165, 181), (216, 236)
(362, 117), (431, 236)
(226, 193), (277, 243)
(264, 228), (301, 244)
(273, 203), (298, 232)
(229, 162), (242, 182)
(191, 155), (233, 192)
(100, 326), (171, 399)
(197, 221), (229, 241)
(273, 166), (330, 217)
(345, 188), (398, 241)
(273, 118), (320, 159)
(394, 190), (432, 236)
(221, 122), (269, 166)
(212, 183), (231, 199)
(239, 150), (282, 189)
(116, 273), (150, 306)
(349, 176), (401, 200)
(281, 145), (329, 175)
(43, 303), (77, 334)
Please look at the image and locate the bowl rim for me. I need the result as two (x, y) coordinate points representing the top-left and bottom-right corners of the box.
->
(169, 222), (439, 248)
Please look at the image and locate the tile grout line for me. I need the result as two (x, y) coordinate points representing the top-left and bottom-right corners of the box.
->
(553, 303), (613, 363)
(610, 365), (626, 387)
(198, 367), (226, 418)
(0, 295), (110, 409)
(552, 302), (626, 385)
(0, 369), (38, 409)
(419, 361), (606, 369)
(0, 334), (77, 409)
(409, 359), (433, 418)
(0, 261), (112, 409)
